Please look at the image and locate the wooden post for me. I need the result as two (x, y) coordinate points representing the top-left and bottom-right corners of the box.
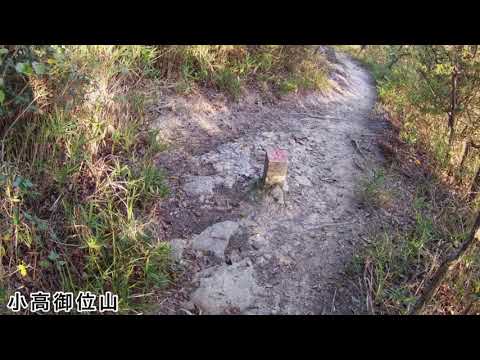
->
(262, 148), (288, 187)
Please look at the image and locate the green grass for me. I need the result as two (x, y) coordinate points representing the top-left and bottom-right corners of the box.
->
(0, 110), (172, 312)
(0, 46), (175, 313)
(359, 168), (394, 210)
(154, 45), (330, 98)
(355, 210), (439, 314)
(353, 165), (478, 314)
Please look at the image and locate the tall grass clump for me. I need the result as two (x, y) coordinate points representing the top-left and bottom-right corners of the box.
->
(152, 45), (330, 98)
(0, 45), (171, 313)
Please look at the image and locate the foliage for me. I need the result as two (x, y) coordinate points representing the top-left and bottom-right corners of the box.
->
(152, 45), (329, 98)
(344, 45), (480, 314)
(0, 46), (173, 313)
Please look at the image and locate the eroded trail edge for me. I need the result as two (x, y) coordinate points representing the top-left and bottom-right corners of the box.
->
(150, 52), (385, 314)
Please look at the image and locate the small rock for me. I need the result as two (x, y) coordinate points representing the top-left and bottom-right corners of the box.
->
(183, 176), (222, 197)
(256, 256), (266, 265)
(190, 259), (261, 314)
(271, 185), (284, 205)
(191, 220), (240, 258)
(296, 175), (312, 187)
(229, 250), (242, 263)
(262, 131), (276, 139)
(278, 254), (293, 266)
(169, 238), (188, 261)
(179, 300), (196, 312)
(250, 234), (268, 249)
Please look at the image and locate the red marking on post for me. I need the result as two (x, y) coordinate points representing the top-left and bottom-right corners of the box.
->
(267, 148), (288, 162)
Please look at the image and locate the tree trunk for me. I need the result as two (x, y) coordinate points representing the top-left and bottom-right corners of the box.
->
(459, 141), (471, 172)
(469, 165), (480, 202)
(411, 211), (480, 314)
(387, 46), (407, 70)
(462, 298), (476, 315)
(459, 141), (480, 184)
(357, 45), (367, 55)
(448, 66), (458, 151)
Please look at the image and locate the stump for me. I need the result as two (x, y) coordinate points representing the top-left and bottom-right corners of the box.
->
(262, 148), (288, 187)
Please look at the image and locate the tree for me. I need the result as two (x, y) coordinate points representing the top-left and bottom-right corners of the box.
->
(411, 210), (480, 314)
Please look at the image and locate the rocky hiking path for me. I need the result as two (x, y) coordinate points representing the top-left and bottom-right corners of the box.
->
(148, 51), (387, 314)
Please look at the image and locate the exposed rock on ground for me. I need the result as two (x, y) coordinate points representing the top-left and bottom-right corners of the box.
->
(149, 49), (388, 314)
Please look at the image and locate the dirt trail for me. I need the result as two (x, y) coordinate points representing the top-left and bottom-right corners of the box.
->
(149, 51), (386, 314)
